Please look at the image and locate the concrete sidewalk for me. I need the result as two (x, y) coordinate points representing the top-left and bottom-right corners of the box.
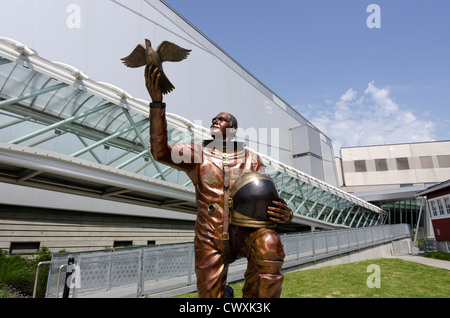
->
(385, 255), (450, 270)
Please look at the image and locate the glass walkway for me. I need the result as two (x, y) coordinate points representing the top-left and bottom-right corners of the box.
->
(0, 38), (386, 230)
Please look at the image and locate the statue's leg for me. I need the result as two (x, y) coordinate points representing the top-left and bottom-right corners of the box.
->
(242, 228), (285, 298)
(195, 240), (229, 298)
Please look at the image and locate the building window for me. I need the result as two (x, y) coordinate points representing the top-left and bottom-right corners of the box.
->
(396, 157), (409, 170)
(420, 156), (434, 169)
(10, 242), (40, 255)
(147, 240), (156, 246)
(375, 159), (388, 171)
(354, 160), (367, 172)
(437, 155), (450, 168)
(444, 196), (450, 214)
(430, 200), (438, 217)
(113, 241), (133, 248)
(437, 199), (446, 215)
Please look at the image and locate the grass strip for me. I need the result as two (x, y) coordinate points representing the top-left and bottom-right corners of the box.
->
(175, 258), (449, 298)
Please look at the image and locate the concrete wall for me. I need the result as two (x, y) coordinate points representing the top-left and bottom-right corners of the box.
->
(0, 204), (195, 254)
(283, 238), (411, 273)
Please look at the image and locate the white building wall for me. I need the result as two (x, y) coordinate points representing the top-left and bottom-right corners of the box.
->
(0, 0), (337, 185)
(340, 141), (450, 189)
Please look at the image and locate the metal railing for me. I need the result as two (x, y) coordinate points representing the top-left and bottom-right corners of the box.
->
(44, 224), (411, 298)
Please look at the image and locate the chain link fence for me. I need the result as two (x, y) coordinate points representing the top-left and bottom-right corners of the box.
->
(43, 224), (411, 298)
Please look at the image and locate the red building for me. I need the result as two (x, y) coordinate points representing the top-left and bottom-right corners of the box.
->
(417, 179), (450, 253)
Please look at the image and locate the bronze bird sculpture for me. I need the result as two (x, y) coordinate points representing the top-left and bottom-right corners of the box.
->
(121, 39), (191, 95)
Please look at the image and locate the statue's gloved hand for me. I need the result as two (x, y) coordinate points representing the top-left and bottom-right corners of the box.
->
(267, 198), (293, 224)
(145, 65), (163, 103)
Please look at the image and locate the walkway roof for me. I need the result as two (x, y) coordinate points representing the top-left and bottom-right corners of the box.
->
(0, 37), (386, 230)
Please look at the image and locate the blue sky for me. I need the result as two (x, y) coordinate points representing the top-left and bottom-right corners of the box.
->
(164, 0), (450, 155)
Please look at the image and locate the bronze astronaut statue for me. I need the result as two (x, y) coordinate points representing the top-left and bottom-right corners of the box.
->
(146, 66), (293, 298)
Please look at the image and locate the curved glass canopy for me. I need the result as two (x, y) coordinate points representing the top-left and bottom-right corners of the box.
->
(0, 38), (386, 229)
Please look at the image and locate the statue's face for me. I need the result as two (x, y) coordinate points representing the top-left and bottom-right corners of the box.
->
(210, 112), (235, 141)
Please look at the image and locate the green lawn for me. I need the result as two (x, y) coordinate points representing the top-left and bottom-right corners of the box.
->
(176, 258), (449, 298)
(424, 252), (450, 261)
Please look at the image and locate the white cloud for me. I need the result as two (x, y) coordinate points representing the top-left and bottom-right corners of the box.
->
(365, 81), (398, 115)
(307, 81), (436, 156)
(340, 88), (357, 102)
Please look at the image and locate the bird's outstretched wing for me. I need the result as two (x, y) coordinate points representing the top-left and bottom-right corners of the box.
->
(121, 44), (147, 68)
(157, 41), (191, 63)
(159, 71), (175, 95)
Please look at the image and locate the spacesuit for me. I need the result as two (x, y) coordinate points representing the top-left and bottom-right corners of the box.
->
(149, 107), (286, 298)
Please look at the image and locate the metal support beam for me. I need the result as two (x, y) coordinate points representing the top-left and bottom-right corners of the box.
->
(17, 169), (42, 182)
(324, 207), (337, 223)
(336, 205), (354, 224)
(10, 102), (114, 144)
(286, 187), (302, 206)
(115, 150), (148, 169)
(122, 108), (167, 181)
(348, 207), (361, 227)
(293, 198), (308, 215)
(0, 83), (67, 109)
(0, 118), (25, 130)
(27, 131), (66, 148)
(301, 187), (324, 217)
(316, 203), (329, 220)
(307, 191), (334, 218)
(153, 166), (176, 180)
(278, 177), (296, 195)
(355, 212), (367, 227)
(289, 180), (309, 214)
(71, 118), (147, 158)
(101, 187), (131, 198)
(106, 150), (131, 166)
(365, 213), (372, 227)
(76, 135), (103, 164)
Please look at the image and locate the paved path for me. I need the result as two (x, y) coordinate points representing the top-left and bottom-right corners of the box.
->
(385, 255), (450, 270)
